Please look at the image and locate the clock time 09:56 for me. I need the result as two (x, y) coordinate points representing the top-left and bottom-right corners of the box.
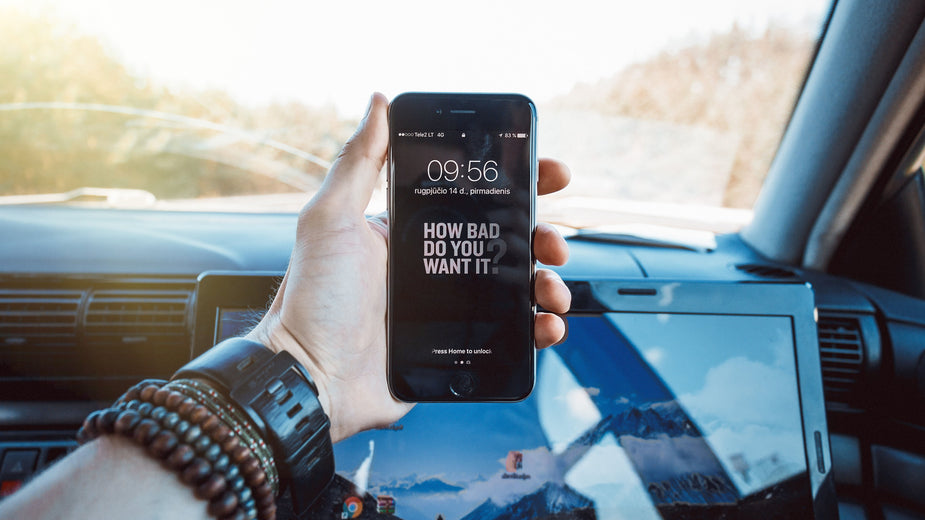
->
(426, 159), (500, 183)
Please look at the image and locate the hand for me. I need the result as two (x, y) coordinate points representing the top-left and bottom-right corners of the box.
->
(247, 93), (571, 442)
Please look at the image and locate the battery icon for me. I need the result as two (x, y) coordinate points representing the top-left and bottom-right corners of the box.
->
(515, 133), (528, 138)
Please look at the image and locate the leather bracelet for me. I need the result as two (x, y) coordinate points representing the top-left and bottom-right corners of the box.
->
(173, 338), (335, 516)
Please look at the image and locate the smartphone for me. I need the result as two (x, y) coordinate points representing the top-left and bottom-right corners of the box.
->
(387, 93), (537, 402)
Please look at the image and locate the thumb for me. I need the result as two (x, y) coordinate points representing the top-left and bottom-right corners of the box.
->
(315, 92), (389, 215)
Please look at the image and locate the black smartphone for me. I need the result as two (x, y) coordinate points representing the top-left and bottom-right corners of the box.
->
(387, 92), (537, 402)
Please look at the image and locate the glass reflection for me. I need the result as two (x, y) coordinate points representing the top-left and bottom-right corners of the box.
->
(541, 314), (812, 519)
(320, 314), (813, 519)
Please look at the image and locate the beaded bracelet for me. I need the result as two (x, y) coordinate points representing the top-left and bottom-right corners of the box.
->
(80, 384), (255, 519)
(168, 378), (279, 493)
(78, 379), (278, 520)
(148, 380), (277, 519)
(120, 379), (268, 518)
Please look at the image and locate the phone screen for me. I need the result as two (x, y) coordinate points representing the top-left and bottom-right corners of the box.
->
(388, 93), (536, 402)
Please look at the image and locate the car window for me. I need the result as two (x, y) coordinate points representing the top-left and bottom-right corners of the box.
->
(0, 0), (830, 231)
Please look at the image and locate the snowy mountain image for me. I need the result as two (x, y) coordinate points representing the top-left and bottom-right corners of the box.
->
(458, 498), (504, 520)
(377, 477), (466, 496)
(557, 399), (739, 508)
(460, 483), (595, 520)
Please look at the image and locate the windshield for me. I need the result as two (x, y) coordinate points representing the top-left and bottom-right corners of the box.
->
(0, 1), (830, 232)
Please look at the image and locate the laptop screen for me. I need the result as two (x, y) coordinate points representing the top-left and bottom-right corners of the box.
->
(324, 313), (813, 519)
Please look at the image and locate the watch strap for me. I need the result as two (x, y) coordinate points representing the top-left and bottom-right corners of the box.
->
(173, 337), (334, 515)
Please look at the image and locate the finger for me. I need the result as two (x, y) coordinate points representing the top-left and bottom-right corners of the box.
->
(316, 92), (390, 213)
(534, 223), (569, 266)
(369, 210), (389, 227)
(535, 312), (567, 349)
(366, 212), (389, 241)
(538, 158), (570, 196)
(535, 269), (570, 314)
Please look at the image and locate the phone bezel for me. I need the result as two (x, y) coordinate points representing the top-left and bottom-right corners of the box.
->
(386, 92), (538, 403)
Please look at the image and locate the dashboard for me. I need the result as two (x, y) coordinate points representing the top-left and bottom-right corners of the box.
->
(2, 206), (925, 519)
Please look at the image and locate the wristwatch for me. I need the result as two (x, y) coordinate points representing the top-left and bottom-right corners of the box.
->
(173, 337), (334, 515)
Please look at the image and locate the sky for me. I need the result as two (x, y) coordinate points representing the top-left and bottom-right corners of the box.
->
(606, 313), (806, 495)
(3, 0), (830, 117)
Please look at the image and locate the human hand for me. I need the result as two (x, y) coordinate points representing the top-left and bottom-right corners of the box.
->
(247, 93), (571, 442)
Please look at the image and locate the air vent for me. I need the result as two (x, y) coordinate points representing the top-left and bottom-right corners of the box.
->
(817, 314), (864, 405)
(0, 290), (83, 347)
(735, 263), (798, 279)
(0, 280), (195, 400)
(84, 290), (190, 340)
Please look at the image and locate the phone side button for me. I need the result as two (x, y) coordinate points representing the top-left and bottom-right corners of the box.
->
(450, 372), (475, 397)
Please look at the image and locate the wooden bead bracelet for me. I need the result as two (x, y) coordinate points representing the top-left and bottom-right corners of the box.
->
(78, 379), (278, 520)
(124, 381), (267, 518)
(167, 378), (279, 493)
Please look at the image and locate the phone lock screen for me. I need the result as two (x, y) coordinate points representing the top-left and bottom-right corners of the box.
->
(388, 93), (537, 402)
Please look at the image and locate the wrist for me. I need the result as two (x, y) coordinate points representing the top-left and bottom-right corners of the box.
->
(245, 320), (342, 442)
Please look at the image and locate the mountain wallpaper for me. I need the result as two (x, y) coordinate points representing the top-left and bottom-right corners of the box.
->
(311, 317), (814, 520)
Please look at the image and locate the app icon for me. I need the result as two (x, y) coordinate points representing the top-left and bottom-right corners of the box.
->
(341, 496), (363, 519)
(505, 450), (523, 473)
(376, 495), (395, 514)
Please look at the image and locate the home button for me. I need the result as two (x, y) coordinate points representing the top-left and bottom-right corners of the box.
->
(450, 372), (475, 397)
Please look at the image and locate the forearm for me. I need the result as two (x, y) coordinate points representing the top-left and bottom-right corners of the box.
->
(0, 436), (208, 520)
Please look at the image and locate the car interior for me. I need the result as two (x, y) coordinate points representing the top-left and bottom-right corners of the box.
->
(2, 0), (925, 519)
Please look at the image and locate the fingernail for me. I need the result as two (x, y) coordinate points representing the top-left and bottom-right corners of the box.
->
(362, 93), (376, 119)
